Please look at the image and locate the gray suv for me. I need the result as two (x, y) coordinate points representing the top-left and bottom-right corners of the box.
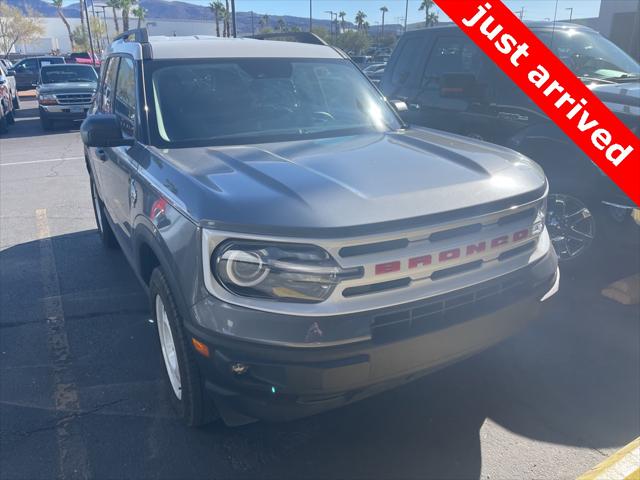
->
(81, 29), (559, 427)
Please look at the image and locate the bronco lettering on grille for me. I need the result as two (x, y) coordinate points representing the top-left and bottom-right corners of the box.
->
(374, 228), (530, 275)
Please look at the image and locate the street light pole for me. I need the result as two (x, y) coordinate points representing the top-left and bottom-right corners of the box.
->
(404, 0), (409, 33)
(83, 0), (96, 65)
(309, 0), (312, 32)
(566, 7), (573, 21)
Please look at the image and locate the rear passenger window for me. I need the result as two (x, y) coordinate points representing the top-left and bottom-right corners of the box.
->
(391, 37), (423, 86)
(101, 57), (119, 113)
(421, 36), (484, 87)
(114, 58), (137, 137)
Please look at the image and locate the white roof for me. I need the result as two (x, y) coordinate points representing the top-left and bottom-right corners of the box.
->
(144, 36), (342, 60)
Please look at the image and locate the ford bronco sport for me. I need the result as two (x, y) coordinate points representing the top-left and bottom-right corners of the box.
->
(81, 29), (559, 426)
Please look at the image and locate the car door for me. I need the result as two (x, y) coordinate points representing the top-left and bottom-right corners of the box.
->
(408, 35), (497, 139)
(13, 58), (39, 89)
(92, 56), (139, 255)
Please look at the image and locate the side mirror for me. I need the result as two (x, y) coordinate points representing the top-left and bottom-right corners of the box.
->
(391, 99), (408, 112)
(80, 114), (134, 147)
(439, 73), (478, 98)
(6, 70), (15, 77)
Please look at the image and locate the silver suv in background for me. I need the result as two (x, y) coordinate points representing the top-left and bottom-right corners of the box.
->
(81, 29), (559, 427)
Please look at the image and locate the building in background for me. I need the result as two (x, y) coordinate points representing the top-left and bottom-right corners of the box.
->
(598, 0), (640, 61)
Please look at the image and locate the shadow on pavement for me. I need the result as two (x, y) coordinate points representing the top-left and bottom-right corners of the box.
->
(1, 229), (638, 479)
(2, 105), (82, 139)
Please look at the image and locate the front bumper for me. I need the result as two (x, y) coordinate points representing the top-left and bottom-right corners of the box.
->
(39, 104), (91, 120)
(186, 250), (558, 424)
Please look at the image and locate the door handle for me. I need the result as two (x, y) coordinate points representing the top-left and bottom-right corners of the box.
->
(96, 149), (107, 161)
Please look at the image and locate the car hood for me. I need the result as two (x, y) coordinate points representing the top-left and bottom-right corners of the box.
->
(146, 128), (546, 235)
(590, 81), (640, 119)
(38, 82), (96, 94)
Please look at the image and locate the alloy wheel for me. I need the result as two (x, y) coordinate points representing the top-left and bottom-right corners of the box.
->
(155, 294), (182, 400)
(546, 193), (595, 261)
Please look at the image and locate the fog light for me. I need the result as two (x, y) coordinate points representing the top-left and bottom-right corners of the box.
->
(632, 208), (640, 226)
(230, 362), (249, 375)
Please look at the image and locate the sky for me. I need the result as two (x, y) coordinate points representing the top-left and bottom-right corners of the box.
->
(170, 0), (603, 26)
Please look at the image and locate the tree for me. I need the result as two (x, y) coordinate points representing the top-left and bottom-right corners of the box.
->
(209, 1), (224, 37)
(259, 13), (269, 32)
(224, 0), (230, 37)
(106, 0), (120, 34)
(52, 0), (74, 51)
(132, 6), (145, 28)
(379, 6), (388, 39)
(276, 18), (287, 32)
(338, 11), (346, 32)
(120, 0), (136, 32)
(72, 16), (105, 52)
(354, 10), (366, 31)
(335, 30), (370, 55)
(419, 0), (439, 27)
(0, 4), (44, 58)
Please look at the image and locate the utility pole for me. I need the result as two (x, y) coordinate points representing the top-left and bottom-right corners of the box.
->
(309, 0), (312, 32)
(404, 0), (409, 33)
(565, 7), (573, 21)
(83, 0), (96, 65)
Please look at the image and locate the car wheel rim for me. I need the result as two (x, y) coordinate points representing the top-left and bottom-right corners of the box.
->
(92, 183), (104, 234)
(155, 294), (182, 400)
(546, 193), (595, 261)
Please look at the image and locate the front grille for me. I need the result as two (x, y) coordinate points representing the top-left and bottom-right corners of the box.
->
(370, 266), (553, 343)
(55, 93), (93, 105)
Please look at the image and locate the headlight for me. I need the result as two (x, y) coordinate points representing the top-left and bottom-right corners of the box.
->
(212, 241), (362, 303)
(38, 94), (57, 105)
(532, 197), (547, 236)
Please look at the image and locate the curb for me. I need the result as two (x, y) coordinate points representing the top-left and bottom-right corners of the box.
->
(578, 437), (639, 480)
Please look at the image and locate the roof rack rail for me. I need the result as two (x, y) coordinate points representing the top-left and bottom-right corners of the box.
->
(247, 32), (328, 46)
(113, 28), (149, 44)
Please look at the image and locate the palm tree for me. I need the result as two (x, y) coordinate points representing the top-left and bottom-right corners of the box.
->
(338, 11), (346, 32)
(106, 0), (120, 34)
(276, 18), (286, 32)
(379, 6), (388, 39)
(355, 10), (366, 31)
(52, 0), (74, 50)
(132, 5), (145, 28)
(120, 0), (135, 31)
(419, 0), (439, 27)
(209, 1), (224, 37)
(259, 13), (269, 32)
(224, 0), (231, 36)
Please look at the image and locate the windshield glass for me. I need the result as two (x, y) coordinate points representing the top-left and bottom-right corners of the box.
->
(149, 58), (402, 146)
(539, 29), (640, 81)
(40, 66), (98, 84)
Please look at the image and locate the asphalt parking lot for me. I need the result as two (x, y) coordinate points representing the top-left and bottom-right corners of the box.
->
(1, 96), (639, 480)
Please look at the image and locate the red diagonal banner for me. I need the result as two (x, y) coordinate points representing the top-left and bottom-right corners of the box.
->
(435, 0), (639, 206)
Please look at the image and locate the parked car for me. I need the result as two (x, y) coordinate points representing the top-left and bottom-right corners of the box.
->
(0, 58), (14, 70)
(350, 55), (373, 68)
(82, 29), (558, 427)
(37, 64), (98, 130)
(66, 51), (101, 67)
(0, 69), (16, 134)
(8, 56), (65, 90)
(0, 61), (19, 109)
(363, 63), (386, 84)
(381, 22), (640, 263)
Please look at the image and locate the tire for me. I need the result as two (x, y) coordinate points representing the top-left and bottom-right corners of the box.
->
(40, 114), (53, 131)
(0, 113), (7, 134)
(12, 94), (20, 110)
(6, 109), (15, 125)
(150, 267), (217, 427)
(90, 180), (119, 249)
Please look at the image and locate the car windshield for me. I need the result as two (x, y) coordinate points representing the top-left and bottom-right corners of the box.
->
(149, 58), (402, 146)
(41, 66), (97, 84)
(539, 29), (640, 81)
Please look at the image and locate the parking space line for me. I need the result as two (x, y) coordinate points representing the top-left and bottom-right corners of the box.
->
(0, 157), (84, 167)
(35, 208), (90, 480)
(578, 437), (640, 480)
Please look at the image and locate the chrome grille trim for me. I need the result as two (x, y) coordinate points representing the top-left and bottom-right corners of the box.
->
(202, 195), (550, 316)
(55, 93), (94, 105)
